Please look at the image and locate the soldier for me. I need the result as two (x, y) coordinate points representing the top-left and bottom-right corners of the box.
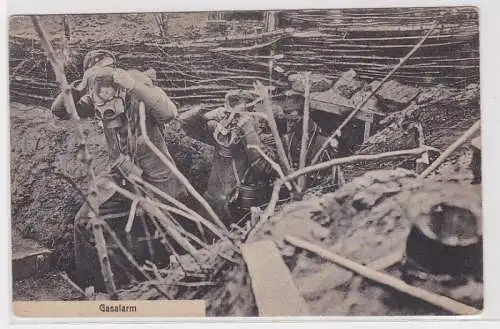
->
(51, 49), (188, 290)
(177, 87), (337, 225)
(178, 90), (280, 226)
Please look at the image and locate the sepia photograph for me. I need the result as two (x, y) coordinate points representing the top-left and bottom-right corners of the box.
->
(9, 6), (482, 317)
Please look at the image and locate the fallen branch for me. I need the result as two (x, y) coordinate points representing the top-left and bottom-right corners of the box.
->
(246, 180), (283, 242)
(152, 209), (200, 261)
(31, 16), (117, 299)
(31, 16), (94, 181)
(252, 81), (294, 176)
(129, 175), (212, 231)
(247, 145), (292, 191)
(101, 221), (153, 281)
(284, 235), (480, 315)
(138, 102), (227, 231)
(298, 72), (312, 192)
(285, 147), (433, 182)
(110, 181), (227, 242)
(59, 272), (86, 298)
(419, 120), (481, 178)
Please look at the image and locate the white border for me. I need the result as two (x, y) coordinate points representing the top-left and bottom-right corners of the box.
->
(2, 0), (500, 328)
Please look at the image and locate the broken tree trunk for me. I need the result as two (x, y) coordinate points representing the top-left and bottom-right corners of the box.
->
(31, 16), (118, 299)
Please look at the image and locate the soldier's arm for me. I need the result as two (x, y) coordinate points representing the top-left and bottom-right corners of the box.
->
(113, 68), (178, 124)
(177, 106), (211, 142)
(177, 106), (223, 145)
(51, 81), (94, 119)
(130, 82), (178, 124)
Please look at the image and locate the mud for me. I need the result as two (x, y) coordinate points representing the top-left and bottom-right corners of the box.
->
(10, 102), (213, 271)
(13, 272), (84, 301)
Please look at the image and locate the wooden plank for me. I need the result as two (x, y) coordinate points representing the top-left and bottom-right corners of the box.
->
(241, 240), (310, 316)
(363, 121), (372, 143)
(12, 234), (52, 281)
(310, 98), (374, 123)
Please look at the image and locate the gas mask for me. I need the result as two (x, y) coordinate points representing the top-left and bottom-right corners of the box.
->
(89, 80), (127, 121)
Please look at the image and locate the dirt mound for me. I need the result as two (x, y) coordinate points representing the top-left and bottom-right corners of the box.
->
(247, 169), (482, 315)
(10, 102), (213, 270)
(10, 102), (108, 269)
(341, 83), (480, 181)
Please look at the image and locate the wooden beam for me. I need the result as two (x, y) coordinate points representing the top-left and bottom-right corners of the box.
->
(309, 98), (375, 123)
(241, 240), (310, 316)
(363, 121), (372, 143)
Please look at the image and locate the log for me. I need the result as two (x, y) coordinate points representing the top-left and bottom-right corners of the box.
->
(241, 240), (310, 316)
(284, 235), (480, 316)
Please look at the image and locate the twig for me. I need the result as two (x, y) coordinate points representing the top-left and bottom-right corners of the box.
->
(419, 120), (481, 178)
(284, 235), (480, 315)
(148, 280), (217, 287)
(111, 181), (227, 241)
(253, 82), (293, 175)
(210, 38), (283, 52)
(59, 272), (86, 298)
(246, 180), (283, 242)
(285, 147), (433, 182)
(129, 174), (214, 232)
(247, 145), (292, 191)
(310, 15), (446, 166)
(146, 28), (294, 48)
(298, 72), (312, 192)
(138, 102), (227, 231)
(101, 221), (153, 281)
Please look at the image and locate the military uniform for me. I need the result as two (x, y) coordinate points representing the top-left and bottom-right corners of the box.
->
(52, 53), (186, 290)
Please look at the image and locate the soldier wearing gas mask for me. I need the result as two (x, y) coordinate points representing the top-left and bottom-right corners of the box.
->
(178, 90), (280, 227)
(51, 50), (188, 290)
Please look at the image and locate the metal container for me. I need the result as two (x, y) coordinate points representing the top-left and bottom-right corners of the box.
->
(238, 184), (261, 210)
(217, 144), (233, 158)
(405, 204), (482, 277)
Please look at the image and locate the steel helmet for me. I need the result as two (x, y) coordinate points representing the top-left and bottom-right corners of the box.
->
(82, 49), (116, 71)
